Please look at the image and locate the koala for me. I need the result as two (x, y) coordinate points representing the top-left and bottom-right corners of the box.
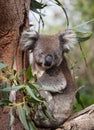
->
(21, 29), (78, 128)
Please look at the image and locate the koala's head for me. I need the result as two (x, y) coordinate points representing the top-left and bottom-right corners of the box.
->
(21, 29), (78, 70)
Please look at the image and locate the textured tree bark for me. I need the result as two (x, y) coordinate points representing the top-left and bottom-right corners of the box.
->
(58, 104), (94, 130)
(0, 1), (94, 130)
(0, 0), (30, 129)
(0, 0), (30, 71)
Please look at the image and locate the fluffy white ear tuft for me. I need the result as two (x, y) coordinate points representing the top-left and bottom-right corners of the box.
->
(59, 30), (78, 52)
(20, 30), (39, 51)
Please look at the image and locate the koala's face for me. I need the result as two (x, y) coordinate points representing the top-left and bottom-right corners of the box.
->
(21, 30), (77, 69)
(33, 35), (63, 69)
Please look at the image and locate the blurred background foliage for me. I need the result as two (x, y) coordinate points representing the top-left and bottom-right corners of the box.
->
(30, 0), (94, 112)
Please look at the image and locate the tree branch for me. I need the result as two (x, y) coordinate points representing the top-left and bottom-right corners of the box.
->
(59, 104), (94, 130)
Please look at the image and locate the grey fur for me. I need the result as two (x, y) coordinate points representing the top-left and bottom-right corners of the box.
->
(21, 29), (77, 128)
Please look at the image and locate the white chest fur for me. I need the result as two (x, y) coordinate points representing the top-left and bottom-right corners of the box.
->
(29, 52), (67, 92)
(29, 52), (44, 78)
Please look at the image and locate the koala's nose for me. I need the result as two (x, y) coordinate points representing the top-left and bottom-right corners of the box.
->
(44, 55), (53, 67)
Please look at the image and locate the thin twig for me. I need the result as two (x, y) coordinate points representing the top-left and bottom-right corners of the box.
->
(79, 42), (88, 67)
(73, 18), (94, 29)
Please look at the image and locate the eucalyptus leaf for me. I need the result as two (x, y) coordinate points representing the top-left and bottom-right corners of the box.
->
(17, 105), (29, 130)
(15, 75), (20, 84)
(44, 109), (54, 120)
(30, 0), (47, 10)
(23, 103), (30, 116)
(19, 69), (25, 77)
(27, 82), (41, 92)
(76, 31), (92, 42)
(26, 85), (44, 102)
(26, 66), (32, 80)
(32, 83), (41, 89)
(0, 85), (24, 92)
(42, 105), (54, 120)
(31, 9), (45, 16)
(0, 99), (12, 106)
(76, 91), (84, 109)
(1, 82), (8, 99)
(28, 121), (36, 130)
(0, 62), (8, 69)
(13, 70), (17, 75)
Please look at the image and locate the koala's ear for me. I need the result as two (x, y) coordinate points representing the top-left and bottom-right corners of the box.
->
(20, 30), (39, 51)
(59, 29), (78, 52)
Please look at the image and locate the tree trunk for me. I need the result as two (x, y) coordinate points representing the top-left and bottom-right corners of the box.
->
(0, 0), (30, 129)
(0, 1), (94, 130)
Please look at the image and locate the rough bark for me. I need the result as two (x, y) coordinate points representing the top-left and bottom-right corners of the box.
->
(0, 0), (30, 129)
(0, 0), (30, 71)
(0, 1), (94, 130)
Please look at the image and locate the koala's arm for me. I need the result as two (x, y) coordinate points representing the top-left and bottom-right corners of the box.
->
(37, 66), (67, 93)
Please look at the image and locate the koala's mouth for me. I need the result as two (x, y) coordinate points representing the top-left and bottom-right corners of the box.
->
(36, 61), (52, 70)
(36, 62), (42, 67)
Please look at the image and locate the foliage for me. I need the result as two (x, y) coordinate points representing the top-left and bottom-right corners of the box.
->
(0, 62), (53, 130)
(0, 0), (93, 129)
(74, 84), (94, 113)
(30, 0), (69, 31)
(69, 0), (94, 112)
(74, 0), (94, 29)
(30, 0), (93, 114)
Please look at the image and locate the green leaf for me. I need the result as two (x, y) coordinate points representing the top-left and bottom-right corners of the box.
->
(0, 99), (12, 106)
(17, 105), (29, 130)
(33, 74), (37, 82)
(28, 121), (36, 130)
(0, 62), (8, 69)
(26, 85), (44, 102)
(15, 75), (20, 84)
(42, 105), (54, 120)
(1, 82), (8, 99)
(27, 83), (41, 92)
(19, 69), (25, 77)
(30, 0), (47, 10)
(32, 83), (41, 89)
(76, 31), (92, 42)
(76, 91), (84, 109)
(44, 109), (54, 120)
(31, 8), (45, 16)
(26, 66), (32, 80)
(23, 103), (30, 116)
(13, 69), (17, 75)
(0, 85), (24, 92)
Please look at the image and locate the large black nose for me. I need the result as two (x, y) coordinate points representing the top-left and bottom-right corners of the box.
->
(44, 55), (53, 66)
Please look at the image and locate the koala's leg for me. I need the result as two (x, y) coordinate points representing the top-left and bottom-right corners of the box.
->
(34, 90), (55, 128)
